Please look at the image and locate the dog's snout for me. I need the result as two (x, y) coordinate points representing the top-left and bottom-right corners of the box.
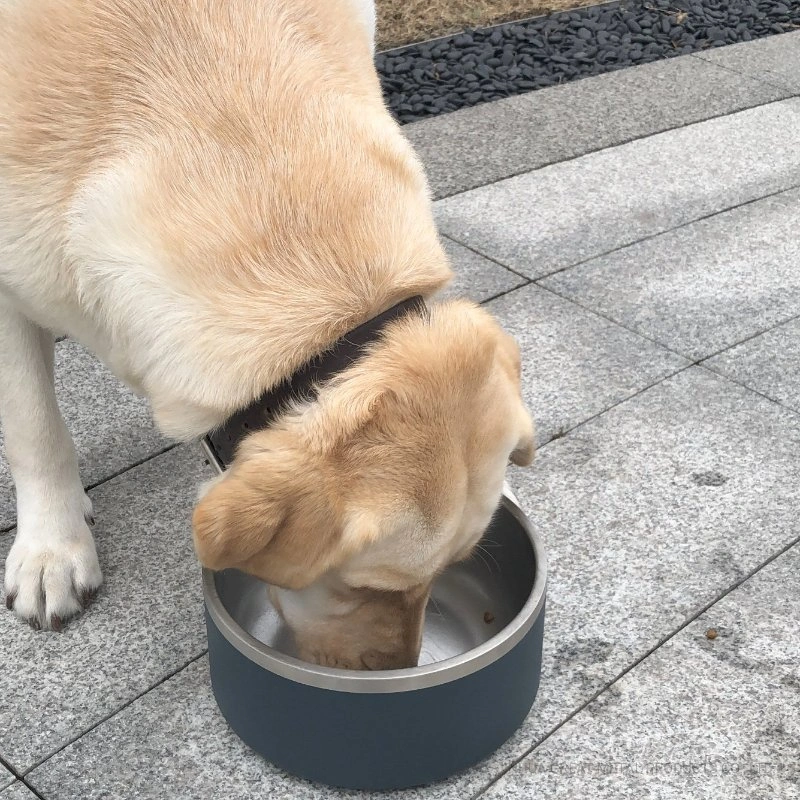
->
(360, 648), (418, 671)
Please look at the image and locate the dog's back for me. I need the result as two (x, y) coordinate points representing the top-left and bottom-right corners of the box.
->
(0, 0), (380, 195)
(0, 0), (449, 427)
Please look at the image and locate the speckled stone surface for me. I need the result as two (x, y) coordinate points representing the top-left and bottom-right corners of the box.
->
(440, 366), (800, 797)
(0, 771), (14, 793)
(0, 445), (211, 773)
(504, 366), (800, 733)
(439, 237), (526, 303)
(704, 316), (800, 413)
(542, 186), (800, 361)
(0, 339), (169, 531)
(405, 54), (790, 200)
(0, 783), (39, 800)
(696, 30), (800, 94)
(486, 284), (689, 445)
(434, 98), (800, 279)
(481, 543), (800, 800)
(26, 658), (286, 800)
(23, 656), (268, 798)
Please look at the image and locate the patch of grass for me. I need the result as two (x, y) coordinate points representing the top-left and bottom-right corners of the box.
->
(376, 0), (598, 49)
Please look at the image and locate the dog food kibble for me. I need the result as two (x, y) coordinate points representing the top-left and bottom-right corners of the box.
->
(483, 611), (495, 624)
(705, 628), (718, 640)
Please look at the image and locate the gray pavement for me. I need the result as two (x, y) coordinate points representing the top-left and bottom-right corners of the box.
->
(406, 46), (794, 200)
(0, 785), (38, 800)
(482, 543), (800, 800)
(435, 98), (800, 279)
(696, 32), (800, 94)
(2, 31), (800, 800)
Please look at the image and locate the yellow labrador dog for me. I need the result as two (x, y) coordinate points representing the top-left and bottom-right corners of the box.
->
(0, 0), (534, 668)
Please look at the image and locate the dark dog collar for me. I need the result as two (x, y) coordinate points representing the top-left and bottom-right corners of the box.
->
(204, 296), (427, 468)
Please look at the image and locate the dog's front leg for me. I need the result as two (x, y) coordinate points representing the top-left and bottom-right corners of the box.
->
(1, 303), (101, 630)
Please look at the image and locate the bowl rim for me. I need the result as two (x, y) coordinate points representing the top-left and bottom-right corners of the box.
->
(200, 439), (547, 694)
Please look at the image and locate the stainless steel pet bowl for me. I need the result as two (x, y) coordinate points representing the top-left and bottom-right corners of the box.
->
(202, 470), (546, 790)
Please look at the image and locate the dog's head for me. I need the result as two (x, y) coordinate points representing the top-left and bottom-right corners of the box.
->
(192, 301), (534, 670)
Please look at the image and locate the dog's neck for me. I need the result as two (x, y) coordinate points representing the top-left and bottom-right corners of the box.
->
(205, 296), (427, 467)
(145, 279), (447, 441)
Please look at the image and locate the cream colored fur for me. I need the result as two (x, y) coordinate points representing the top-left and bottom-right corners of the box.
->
(0, 0), (534, 666)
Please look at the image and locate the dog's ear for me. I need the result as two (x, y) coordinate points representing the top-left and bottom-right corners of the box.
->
(492, 326), (535, 467)
(192, 436), (345, 589)
(192, 377), (392, 590)
(510, 426), (535, 466)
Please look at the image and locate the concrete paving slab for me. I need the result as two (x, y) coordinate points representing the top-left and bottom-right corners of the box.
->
(406, 55), (791, 200)
(439, 237), (526, 303)
(480, 542), (800, 800)
(486, 285), (688, 445)
(26, 368), (800, 800)
(26, 658), (287, 800)
(0, 784), (39, 800)
(695, 30), (800, 94)
(0, 446), (210, 773)
(543, 186), (800, 361)
(508, 366), (800, 735)
(0, 339), (169, 531)
(704, 316), (800, 412)
(435, 98), (800, 280)
(445, 366), (800, 796)
(0, 771), (13, 793)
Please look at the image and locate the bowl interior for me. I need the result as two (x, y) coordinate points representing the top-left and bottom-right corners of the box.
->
(213, 503), (535, 667)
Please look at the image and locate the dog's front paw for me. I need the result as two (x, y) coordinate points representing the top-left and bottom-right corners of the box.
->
(4, 509), (102, 631)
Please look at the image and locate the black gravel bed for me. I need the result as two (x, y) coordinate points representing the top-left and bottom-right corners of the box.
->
(377, 0), (799, 124)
